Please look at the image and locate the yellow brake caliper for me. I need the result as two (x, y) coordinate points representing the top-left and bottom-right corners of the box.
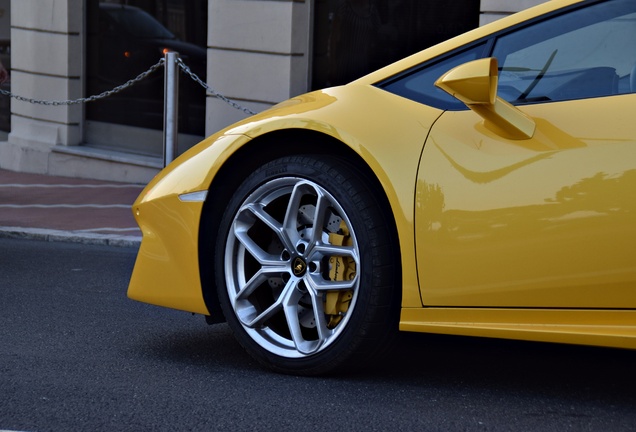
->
(325, 220), (356, 328)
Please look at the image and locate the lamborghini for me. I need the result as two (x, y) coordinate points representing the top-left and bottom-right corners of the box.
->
(128, 0), (636, 375)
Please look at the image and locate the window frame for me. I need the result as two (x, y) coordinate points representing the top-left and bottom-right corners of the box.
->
(490, 0), (636, 106)
(375, 0), (612, 110)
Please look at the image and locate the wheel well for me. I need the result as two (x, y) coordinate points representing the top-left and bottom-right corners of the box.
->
(198, 129), (401, 322)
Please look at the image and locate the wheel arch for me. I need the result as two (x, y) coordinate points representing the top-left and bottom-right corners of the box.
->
(198, 128), (403, 322)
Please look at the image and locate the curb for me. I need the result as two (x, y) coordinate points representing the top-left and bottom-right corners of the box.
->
(0, 226), (141, 248)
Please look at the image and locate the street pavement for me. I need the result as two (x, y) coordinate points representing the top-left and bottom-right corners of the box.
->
(0, 168), (146, 247)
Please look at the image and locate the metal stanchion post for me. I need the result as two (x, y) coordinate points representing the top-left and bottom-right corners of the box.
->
(163, 51), (179, 167)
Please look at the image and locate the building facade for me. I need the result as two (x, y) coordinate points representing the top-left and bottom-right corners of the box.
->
(0, 0), (546, 183)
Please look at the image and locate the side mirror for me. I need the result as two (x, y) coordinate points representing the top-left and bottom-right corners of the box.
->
(435, 57), (536, 140)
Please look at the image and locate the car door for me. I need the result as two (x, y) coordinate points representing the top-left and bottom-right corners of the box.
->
(415, 0), (636, 308)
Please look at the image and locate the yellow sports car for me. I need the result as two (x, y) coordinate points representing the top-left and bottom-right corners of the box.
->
(128, 0), (636, 375)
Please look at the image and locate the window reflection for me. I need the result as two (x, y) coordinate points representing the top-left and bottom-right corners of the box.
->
(312, 0), (479, 89)
(86, 0), (207, 155)
(494, 0), (636, 104)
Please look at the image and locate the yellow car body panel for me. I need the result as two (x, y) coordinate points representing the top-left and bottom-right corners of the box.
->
(401, 309), (636, 349)
(128, 133), (252, 315)
(128, 198), (208, 314)
(128, 0), (636, 351)
(129, 85), (445, 312)
(417, 94), (636, 309)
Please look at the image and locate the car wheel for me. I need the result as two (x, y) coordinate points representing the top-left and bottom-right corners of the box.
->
(215, 154), (399, 375)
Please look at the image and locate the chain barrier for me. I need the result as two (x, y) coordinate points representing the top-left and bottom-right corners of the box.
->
(176, 58), (257, 115)
(0, 59), (165, 106)
(0, 57), (257, 115)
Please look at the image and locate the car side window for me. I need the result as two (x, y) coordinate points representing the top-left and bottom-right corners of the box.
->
(378, 43), (487, 111)
(493, 0), (636, 104)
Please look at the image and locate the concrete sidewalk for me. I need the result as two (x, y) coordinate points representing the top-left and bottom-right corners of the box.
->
(0, 168), (146, 247)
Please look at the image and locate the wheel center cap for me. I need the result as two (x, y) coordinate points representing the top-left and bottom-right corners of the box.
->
(292, 256), (307, 277)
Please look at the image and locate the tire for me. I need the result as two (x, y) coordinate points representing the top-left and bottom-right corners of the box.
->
(214, 154), (399, 375)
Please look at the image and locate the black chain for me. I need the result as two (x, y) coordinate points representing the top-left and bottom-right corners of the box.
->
(0, 57), (258, 115)
(176, 58), (257, 115)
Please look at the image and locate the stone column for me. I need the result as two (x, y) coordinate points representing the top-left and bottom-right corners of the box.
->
(205, 0), (312, 135)
(1, 0), (83, 174)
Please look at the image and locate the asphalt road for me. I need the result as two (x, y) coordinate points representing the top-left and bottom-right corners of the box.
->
(1, 238), (635, 431)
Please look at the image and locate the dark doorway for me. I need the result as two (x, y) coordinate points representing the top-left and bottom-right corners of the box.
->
(312, 0), (480, 89)
(86, 0), (207, 148)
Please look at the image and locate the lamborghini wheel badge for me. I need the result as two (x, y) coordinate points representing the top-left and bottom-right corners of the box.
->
(292, 256), (307, 277)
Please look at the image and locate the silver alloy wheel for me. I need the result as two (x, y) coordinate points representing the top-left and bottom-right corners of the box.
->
(224, 177), (360, 358)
